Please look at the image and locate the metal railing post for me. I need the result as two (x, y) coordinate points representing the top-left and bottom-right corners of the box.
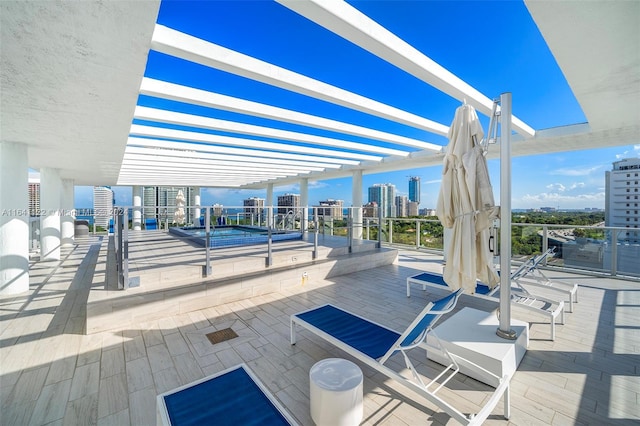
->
(366, 218), (370, 240)
(267, 207), (273, 266)
(416, 219), (421, 249)
(388, 219), (393, 244)
(377, 207), (383, 248)
(205, 208), (211, 276)
(347, 208), (353, 253)
(542, 226), (549, 265)
(611, 230), (618, 277)
(123, 208), (129, 289)
(313, 208), (319, 260)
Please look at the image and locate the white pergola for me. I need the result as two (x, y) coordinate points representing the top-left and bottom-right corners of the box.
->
(1, 0), (639, 295)
(2, 1), (638, 188)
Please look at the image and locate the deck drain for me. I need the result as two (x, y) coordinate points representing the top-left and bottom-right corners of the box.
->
(206, 328), (238, 345)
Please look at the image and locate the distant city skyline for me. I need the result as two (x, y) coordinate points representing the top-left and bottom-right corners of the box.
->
(71, 148), (639, 211)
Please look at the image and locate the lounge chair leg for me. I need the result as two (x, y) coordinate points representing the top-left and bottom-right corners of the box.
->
(504, 384), (510, 419)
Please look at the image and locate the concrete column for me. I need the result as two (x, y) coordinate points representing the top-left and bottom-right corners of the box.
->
(193, 186), (201, 225)
(0, 142), (29, 295)
(40, 168), (62, 261)
(61, 179), (75, 246)
(352, 170), (363, 239)
(132, 185), (142, 230)
(300, 178), (309, 232)
(266, 183), (274, 228)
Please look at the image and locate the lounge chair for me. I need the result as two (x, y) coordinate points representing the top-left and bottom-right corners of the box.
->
(511, 248), (578, 312)
(144, 218), (158, 230)
(290, 290), (512, 425)
(157, 363), (298, 426)
(407, 271), (564, 340)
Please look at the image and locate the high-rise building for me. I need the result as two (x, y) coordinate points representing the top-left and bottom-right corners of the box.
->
(244, 197), (265, 220)
(28, 172), (40, 217)
(93, 186), (114, 228)
(142, 186), (197, 222)
(408, 201), (419, 217)
(314, 199), (344, 220)
(277, 193), (300, 214)
(368, 183), (395, 218)
(605, 158), (640, 243)
(408, 176), (420, 204)
(395, 195), (408, 218)
(28, 183), (40, 217)
(362, 202), (378, 218)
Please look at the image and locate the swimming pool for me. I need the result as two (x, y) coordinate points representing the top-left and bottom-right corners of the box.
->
(169, 225), (303, 248)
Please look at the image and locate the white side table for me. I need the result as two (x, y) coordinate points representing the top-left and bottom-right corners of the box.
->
(309, 358), (363, 426)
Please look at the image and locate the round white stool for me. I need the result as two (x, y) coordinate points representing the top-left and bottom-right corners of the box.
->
(309, 358), (363, 426)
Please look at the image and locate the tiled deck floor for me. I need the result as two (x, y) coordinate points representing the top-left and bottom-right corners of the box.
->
(1, 236), (638, 425)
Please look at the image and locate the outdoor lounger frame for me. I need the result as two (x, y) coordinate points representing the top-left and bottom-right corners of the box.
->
(157, 363), (298, 426)
(511, 248), (578, 312)
(407, 271), (565, 340)
(290, 290), (512, 426)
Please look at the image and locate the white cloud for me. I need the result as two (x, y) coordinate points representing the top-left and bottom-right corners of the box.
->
(424, 179), (442, 185)
(309, 181), (329, 189)
(550, 165), (601, 177)
(519, 191), (605, 209)
(615, 145), (640, 159)
(544, 182), (584, 192)
(568, 182), (585, 190)
(546, 183), (566, 192)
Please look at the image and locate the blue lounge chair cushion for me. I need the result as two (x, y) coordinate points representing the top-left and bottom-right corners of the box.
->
(295, 305), (400, 360)
(411, 272), (492, 295)
(162, 366), (291, 426)
(400, 289), (462, 347)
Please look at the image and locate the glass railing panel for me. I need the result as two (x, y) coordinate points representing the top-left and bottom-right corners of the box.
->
(560, 226), (608, 274)
(510, 224), (543, 261)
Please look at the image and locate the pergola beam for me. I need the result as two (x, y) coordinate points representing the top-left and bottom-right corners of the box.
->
(277, 0), (535, 137)
(150, 24), (448, 136)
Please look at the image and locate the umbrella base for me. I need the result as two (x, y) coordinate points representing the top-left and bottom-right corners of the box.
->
(496, 328), (518, 340)
(426, 307), (528, 387)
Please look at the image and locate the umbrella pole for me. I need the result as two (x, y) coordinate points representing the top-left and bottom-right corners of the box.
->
(497, 92), (517, 340)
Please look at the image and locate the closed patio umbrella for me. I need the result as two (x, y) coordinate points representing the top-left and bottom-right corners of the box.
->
(174, 189), (186, 225)
(436, 103), (499, 293)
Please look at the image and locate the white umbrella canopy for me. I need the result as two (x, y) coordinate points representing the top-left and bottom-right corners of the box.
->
(174, 189), (186, 225)
(436, 103), (500, 293)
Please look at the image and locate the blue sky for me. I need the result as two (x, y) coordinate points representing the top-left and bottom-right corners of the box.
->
(73, 1), (639, 210)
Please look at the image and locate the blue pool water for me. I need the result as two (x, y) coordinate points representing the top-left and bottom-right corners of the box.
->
(169, 225), (302, 248)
